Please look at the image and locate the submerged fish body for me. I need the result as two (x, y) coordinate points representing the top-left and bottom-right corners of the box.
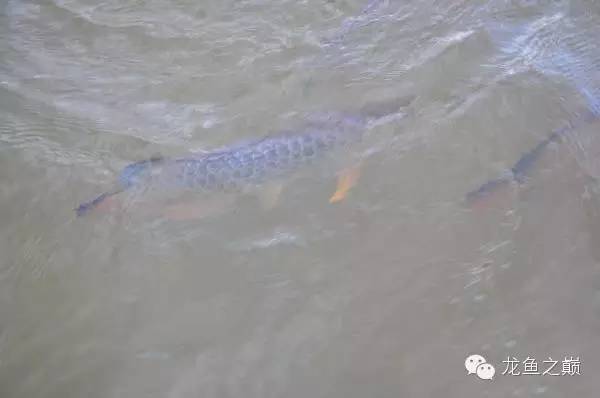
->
(466, 14), (600, 206)
(76, 112), (370, 216)
(76, 96), (414, 216)
(123, 114), (366, 193)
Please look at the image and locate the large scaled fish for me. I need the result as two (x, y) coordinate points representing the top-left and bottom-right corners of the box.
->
(76, 97), (412, 219)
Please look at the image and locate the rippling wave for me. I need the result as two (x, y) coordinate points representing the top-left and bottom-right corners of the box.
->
(2, 3), (600, 396)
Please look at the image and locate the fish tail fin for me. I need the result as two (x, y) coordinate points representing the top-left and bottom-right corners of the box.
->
(464, 110), (593, 209)
(465, 130), (564, 208)
(75, 190), (123, 217)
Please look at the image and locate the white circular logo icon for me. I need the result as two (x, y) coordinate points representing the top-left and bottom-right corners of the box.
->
(465, 354), (486, 375)
(476, 362), (495, 380)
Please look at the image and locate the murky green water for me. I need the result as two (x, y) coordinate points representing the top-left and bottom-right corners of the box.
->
(1, 1), (600, 397)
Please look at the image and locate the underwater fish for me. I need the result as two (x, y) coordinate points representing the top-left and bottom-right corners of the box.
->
(76, 97), (412, 219)
(466, 13), (600, 206)
(465, 108), (598, 206)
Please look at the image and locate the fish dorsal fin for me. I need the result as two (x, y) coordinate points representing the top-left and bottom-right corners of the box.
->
(149, 153), (164, 163)
(360, 94), (417, 120)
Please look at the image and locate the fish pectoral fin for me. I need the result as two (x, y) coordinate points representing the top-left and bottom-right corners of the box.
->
(329, 165), (361, 203)
(257, 182), (284, 210)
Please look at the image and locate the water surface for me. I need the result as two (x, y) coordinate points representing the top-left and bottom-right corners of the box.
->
(1, 1), (600, 397)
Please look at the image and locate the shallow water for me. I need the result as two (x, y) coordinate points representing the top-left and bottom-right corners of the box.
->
(1, 1), (600, 397)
